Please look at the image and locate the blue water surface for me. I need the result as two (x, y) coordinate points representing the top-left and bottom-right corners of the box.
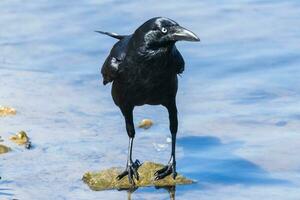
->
(1, 0), (300, 199)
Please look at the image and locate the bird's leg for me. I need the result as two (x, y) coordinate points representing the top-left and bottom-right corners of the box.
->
(155, 101), (178, 180)
(155, 134), (177, 180)
(116, 138), (140, 183)
(116, 106), (140, 185)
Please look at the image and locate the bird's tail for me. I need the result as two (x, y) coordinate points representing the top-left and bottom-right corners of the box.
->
(95, 30), (126, 40)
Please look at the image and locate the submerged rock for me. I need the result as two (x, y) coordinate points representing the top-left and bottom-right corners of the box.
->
(138, 119), (153, 129)
(0, 106), (16, 116)
(0, 144), (11, 154)
(83, 161), (194, 191)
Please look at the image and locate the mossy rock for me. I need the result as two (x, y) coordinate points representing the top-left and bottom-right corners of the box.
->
(0, 144), (11, 154)
(83, 161), (194, 191)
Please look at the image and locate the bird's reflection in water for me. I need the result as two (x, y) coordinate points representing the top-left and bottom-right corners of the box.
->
(125, 185), (176, 200)
(155, 186), (176, 200)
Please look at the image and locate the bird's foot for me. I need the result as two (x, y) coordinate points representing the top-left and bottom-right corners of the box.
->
(116, 159), (141, 185)
(154, 161), (177, 180)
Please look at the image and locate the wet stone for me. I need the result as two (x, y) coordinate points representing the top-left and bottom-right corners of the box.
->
(138, 119), (153, 129)
(82, 161), (194, 191)
(10, 131), (32, 149)
(0, 144), (11, 154)
(0, 106), (16, 116)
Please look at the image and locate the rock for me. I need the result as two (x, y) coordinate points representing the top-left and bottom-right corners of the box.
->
(0, 144), (11, 154)
(10, 131), (31, 149)
(83, 161), (194, 191)
(0, 106), (16, 116)
(138, 119), (153, 129)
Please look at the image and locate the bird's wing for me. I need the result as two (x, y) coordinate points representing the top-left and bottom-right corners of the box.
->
(101, 36), (131, 85)
(171, 46), (185, 74)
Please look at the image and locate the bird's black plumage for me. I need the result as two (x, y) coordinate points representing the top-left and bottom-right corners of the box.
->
(97, 17), (199, 184)
(100, 35), (131, 85)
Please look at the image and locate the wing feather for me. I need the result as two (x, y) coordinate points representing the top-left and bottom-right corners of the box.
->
(171, 46), (185, 74)
(101, 36), (131, 85)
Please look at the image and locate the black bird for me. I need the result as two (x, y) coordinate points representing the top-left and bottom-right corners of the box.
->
(97, 17), (199, 184)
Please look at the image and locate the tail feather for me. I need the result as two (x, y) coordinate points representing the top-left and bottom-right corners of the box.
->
(95, 30), (126, 40)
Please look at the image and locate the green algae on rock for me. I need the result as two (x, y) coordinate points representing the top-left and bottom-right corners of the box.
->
(83, 161), (194, 191)
(0, 144), (11, 154)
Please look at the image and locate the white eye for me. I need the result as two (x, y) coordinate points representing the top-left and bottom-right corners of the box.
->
(161, 27), (168, 33)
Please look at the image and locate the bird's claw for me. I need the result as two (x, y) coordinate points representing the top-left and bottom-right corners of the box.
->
(154, 162), (177, 180)
(116, 159), (141, 185)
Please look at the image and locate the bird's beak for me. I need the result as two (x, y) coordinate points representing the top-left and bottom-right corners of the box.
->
(171, 26), (200, 42)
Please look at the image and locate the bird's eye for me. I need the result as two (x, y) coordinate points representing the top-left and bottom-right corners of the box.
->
(161, 27), (168, 34)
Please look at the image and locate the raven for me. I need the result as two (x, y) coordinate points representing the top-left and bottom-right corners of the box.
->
(97, 17), (199, 184)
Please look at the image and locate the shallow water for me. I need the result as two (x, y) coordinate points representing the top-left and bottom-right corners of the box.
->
(1, 0), (300, 199)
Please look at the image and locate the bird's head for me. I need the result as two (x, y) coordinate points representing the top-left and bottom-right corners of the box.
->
(133, 17), (200, 49)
